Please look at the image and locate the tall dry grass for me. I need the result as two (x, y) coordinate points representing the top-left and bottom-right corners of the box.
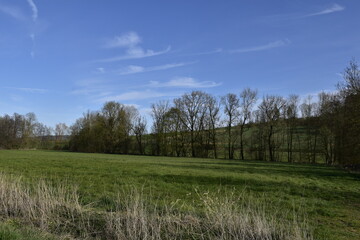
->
(105, 189), (312, 240)
(0, 174), (93, 238)
(0, 173), (312, 240)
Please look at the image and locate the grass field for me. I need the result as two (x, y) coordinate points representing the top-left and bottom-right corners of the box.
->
(0, 150), (359, 239)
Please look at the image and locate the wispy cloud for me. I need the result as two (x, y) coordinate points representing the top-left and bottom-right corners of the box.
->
(305, 4), (345, 17)
(26, 0), (38, 57)
(71, 79), (175, 105)
(183, 48), (223, 56)
(70, 79), (111, 97)
(104, 31), (141, 48)
(6, 87), (47, 93)
(97, 46), (171, 63)
(10, 94), (23, 102)
(336, 72), (343, 78)
(29, 33), (36, 58)
(149, 77), (222, 88)
(260, 4), (345, 23)
(230, 39), (290, 53)
(299, 89), (338, 103)
(0, 5), (26, 21)
(119, 65), (144, 75)
(71, 88), (111, 97)
(95, 67), (105, 74)
(26, 0), (38, 22)
(117, 62), (194, 75)
(0, 3), (37, 58)
(97, 90), (179, 102)
(97, 32), (171, 62)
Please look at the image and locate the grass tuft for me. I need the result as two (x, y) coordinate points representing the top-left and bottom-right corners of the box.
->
(0, 173), (312, 239)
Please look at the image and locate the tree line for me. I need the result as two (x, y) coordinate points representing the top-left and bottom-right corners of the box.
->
(1, 61), (359, 168)
(68, 61), (359, 168)
(0, 113), (70, 150)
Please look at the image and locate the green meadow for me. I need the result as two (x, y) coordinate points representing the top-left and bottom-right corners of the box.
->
(0, 150), (359, 240)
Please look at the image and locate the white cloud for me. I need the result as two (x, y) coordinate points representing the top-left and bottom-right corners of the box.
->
(260, 4), (345, 23)
(71, 88), (110, 96)
(10, 94), (23, 102)
(123, 103), (141, 108)
(149, 62), (193, 71)
(104, 32), (141, 48)
(0, 5), (26, 21)
(97, 90), (178, 102)
(300, 89), (337, 99)
(230, 40), (290, 53)
(6, 87), (47, 93)
(117, 62), (193, 75)
(71, 79), (179, 105)
(148, 63), (184, 71)
(97, 46), (171, 62)
(118, 65), (145, 75)
(149, 77), (222, 88)
(26, 0), (38, 22)
(70, 79), (111, 97)
(305, 4), (345, 17)
(0, 2), (38, 58)
(97, 32), (171, 62)
(29, 33), (36, 58)
(95, 67), (105, 74)
(184, 48), (223, 56)
(336, 72), (343, 78)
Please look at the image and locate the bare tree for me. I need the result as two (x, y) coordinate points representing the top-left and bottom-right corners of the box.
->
(338, 59), (360, 96)
(251, 109), (266, 160)
(300, 95), (316, 118)
(336, 60), (360, 166)
(55, 123), (70, 142)
(239, 88), (257, 160)
(221, 93), (240, 159)
(34, 122), (53, 149)
(316, 92), (338, 165)
(100, 102), (123, 153)
(205, 94), (221, 158)
(133, 116), (147, 155)
(174, 91), (208, 157)
(300, 96), (319, 163)
(122, 105), (139, 154)
(259, 95), (285, 162)
(285, 94), (299, 162)
(165, 107), (186, 157)
(151, 100), (170, 155)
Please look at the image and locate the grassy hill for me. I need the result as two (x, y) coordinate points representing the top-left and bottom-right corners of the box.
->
(0, 150), (359, 239)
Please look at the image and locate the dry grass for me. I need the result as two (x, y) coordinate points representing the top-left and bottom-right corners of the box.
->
(105, 189), (312, 240)
(0, 174), (93, 238)
(0, 173), (312, 240)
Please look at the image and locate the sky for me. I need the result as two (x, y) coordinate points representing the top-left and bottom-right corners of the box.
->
(0, 0), (359, 127)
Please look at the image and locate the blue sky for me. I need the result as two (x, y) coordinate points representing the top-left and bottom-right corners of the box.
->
(0, 0), (359, 127)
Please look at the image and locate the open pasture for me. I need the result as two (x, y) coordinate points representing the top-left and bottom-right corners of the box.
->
(0, 150), (359, 240)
